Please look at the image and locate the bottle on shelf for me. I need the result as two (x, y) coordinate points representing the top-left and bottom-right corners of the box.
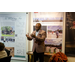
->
(54, 48), (56, 53)
(49, 48), (51, 53)
(59, 49), (62, 52)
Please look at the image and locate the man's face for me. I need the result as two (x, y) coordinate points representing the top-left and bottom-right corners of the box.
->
(35, 24), (40, 31)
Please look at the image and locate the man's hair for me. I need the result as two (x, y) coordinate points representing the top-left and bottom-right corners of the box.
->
(37, 23), (41, 28)
(0, 42), (5, 51)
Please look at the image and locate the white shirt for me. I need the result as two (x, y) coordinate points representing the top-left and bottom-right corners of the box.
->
(36, 30), (39, 36)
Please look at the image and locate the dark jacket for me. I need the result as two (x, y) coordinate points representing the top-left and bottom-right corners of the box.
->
(5, 48), (10, 56)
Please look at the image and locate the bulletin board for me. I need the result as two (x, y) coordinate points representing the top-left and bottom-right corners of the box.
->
(33, 12), (63, 53)
(0, 12), (27, 60)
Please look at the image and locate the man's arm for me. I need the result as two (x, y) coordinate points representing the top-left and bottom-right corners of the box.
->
(27, 36), (32, 40)
(26, 33), (33, 41)
(35, 32), (46, 42)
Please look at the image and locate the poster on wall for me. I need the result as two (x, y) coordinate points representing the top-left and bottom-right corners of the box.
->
(0, 12), (26, 60)
(33, 12), (63, 53)
(65, 12), (75, 57)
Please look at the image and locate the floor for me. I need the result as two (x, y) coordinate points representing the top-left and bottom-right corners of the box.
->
(11, 55), (28, 62)
(11, 59), (28, 62)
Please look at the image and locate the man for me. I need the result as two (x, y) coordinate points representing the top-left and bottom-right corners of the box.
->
(26, 23), (46, 62)
(56, 29), (59, 38)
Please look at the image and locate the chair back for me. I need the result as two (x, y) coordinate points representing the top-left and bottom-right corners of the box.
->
(0, 56), (12, 62)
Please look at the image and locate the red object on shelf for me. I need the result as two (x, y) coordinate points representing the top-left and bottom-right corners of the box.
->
(49, 52), (68, 62)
